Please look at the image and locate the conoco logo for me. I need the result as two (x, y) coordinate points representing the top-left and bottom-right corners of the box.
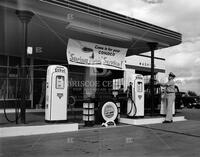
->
(104, 105), (114, 118)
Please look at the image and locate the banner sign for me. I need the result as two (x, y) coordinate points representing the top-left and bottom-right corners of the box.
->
(66, 39), (127, 70)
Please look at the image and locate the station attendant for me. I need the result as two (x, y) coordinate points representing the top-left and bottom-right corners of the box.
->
(160, 72), (176, 123)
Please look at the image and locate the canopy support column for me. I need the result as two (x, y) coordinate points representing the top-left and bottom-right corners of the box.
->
(147, 42), (158, 116)
(16, 10), (34, 124)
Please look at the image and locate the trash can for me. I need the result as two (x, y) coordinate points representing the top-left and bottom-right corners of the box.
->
(83, 101), (95, 126)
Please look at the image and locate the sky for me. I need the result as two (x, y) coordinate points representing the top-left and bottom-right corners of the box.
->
(78, 0), (200, 95)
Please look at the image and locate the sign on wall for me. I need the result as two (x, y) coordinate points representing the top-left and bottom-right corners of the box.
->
(66, 39), (127, 70)
(126, 55), (165, 70)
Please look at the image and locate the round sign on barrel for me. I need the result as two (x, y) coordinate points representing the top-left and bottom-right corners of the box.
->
(101, 101), (118, 122)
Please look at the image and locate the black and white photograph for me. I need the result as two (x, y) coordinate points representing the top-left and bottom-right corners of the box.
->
(0, 0), (200, 156)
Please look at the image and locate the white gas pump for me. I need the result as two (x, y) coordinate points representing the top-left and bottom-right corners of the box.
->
(125, 72), (144, 117)
(45, 65), (68, 121)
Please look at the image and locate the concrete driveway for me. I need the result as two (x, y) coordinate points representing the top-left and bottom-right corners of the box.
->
(1, 120), (200, 157)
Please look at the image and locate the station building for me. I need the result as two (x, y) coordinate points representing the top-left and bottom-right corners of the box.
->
(0, 0), (181, 116)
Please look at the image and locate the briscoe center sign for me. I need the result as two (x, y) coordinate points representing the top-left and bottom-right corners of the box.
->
(66, 39), (127, 70)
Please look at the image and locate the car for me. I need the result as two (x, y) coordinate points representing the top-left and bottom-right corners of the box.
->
(175, 91), (185, 109)
(182, 96), (200, 109)
(174, 86), (185, 109)
(192, 98), (200, 109)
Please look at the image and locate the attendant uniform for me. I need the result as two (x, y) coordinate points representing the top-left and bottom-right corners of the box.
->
(164, 79), (176, 121)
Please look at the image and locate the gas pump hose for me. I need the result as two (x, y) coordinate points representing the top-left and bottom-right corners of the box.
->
(3, 95), (20, 123)
(2, 66), (32, 123)
(127, 96), (137, 117)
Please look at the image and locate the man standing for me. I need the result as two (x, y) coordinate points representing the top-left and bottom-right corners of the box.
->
(160, 72), (176, 123)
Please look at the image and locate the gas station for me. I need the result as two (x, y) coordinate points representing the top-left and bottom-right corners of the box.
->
(0, 0), (184, 135)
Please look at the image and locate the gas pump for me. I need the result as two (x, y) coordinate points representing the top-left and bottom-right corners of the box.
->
(45, 65), (68, 121)
(125, 72), (144, 117)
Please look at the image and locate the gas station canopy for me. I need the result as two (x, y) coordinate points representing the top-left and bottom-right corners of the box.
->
(0, 0), (182, 60)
